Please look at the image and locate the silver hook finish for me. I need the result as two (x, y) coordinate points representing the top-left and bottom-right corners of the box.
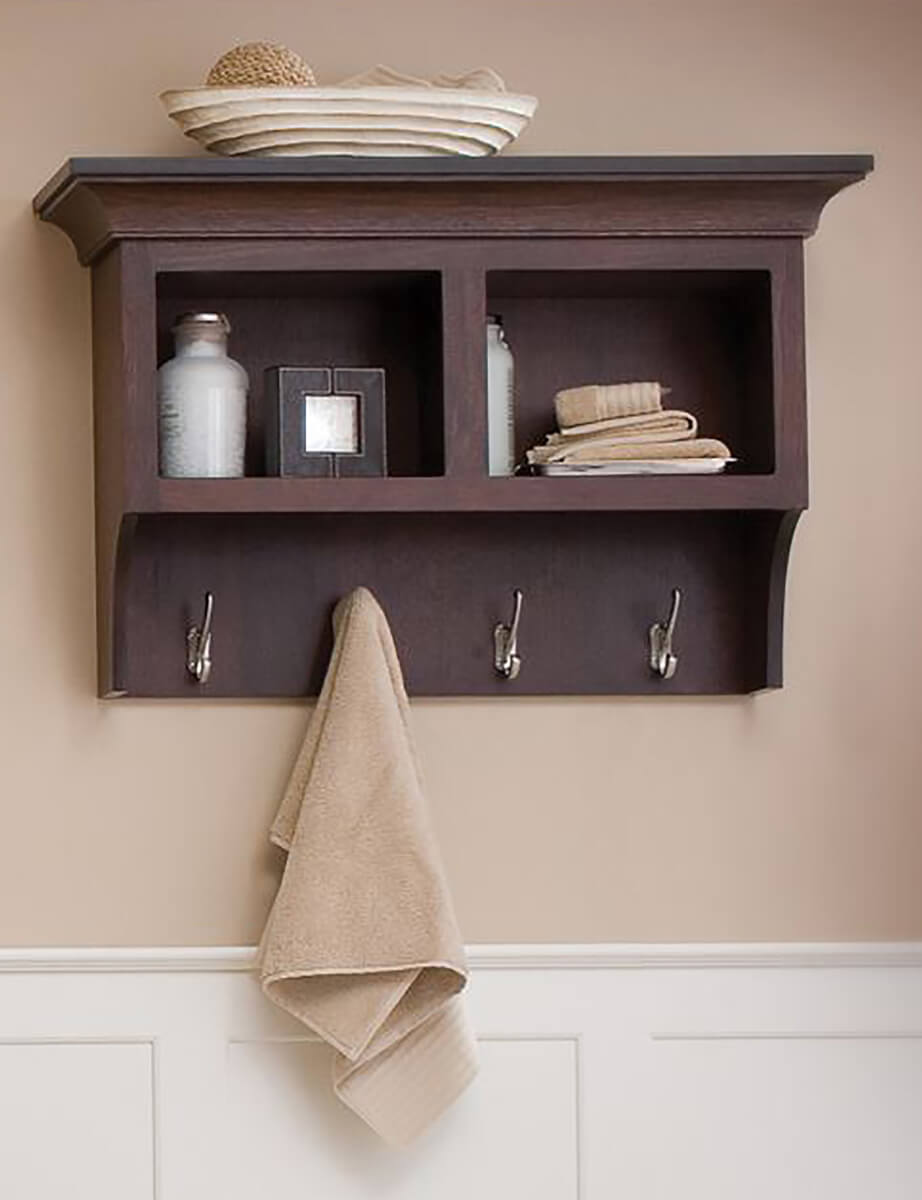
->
(494, 588), (523, 680)
(186, 591), (214, 684)
(649, 588), (681, 680)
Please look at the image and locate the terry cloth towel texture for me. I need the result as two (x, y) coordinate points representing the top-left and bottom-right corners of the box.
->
(542, 436), (731, 463)
(554, 381), (666, 428)
(258, 587), (478, 1146)
(527, 410), (698, 465)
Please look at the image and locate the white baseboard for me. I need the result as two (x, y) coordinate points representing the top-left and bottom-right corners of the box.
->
(2, 943), (921, 1200)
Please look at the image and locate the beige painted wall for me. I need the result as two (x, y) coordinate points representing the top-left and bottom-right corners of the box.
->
(1, 0), (920, 947)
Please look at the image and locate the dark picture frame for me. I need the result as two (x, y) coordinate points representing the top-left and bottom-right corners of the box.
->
(265, 366), (387, 477)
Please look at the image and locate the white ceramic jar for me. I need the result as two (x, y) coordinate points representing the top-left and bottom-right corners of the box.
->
(157, 313), (248, 478)
(486, 314), (515, 475)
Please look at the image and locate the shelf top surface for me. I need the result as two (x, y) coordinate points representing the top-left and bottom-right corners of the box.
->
(145, 473), (805, 515)
(33, 153), (874, 212)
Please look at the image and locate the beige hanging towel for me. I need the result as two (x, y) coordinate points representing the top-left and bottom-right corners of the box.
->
(258, 587), (478, 1146)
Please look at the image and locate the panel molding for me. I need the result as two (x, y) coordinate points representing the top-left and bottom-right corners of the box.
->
(652, 1031), (922, 1041)
(1, 941), (921, 973)
(0, 1036), (158, 1200)
(1, 942), (920, 1199)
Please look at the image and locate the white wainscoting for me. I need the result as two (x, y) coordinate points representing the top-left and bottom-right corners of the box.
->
(1, 944), (921, 1200)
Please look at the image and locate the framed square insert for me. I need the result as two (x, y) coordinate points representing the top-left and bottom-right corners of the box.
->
(265, 367), (387, 477)
(302, 391), (360, 454)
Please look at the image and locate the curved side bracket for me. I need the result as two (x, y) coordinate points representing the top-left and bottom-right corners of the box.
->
(747, 509), (803, 691)
(763, 510), (803, 689)
(100, 513), (138, 699)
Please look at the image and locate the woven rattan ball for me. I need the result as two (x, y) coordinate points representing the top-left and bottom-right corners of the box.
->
(206, 42), (316, 87)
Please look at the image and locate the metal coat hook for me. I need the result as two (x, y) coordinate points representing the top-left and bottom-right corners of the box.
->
(186, 591), (214, 684)
(494, 589), (523, 680)
(649, 588), (681, 680)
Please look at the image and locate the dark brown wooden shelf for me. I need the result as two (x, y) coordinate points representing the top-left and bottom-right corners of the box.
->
(34, 153), (875, 213)
(35, 155), (872, 265)
(34, 154), (872, 698)
(149, 473), (803, 515)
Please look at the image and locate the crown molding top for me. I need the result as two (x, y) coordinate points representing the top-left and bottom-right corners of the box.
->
(33, 154), (874, 265)
(33, 153), (875, 207)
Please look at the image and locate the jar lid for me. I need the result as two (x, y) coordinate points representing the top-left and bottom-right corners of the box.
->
(172, 312), (231, 334)
(486, 313), (503, 325)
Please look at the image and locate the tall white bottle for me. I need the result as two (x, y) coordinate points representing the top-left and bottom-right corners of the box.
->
(486, 315), (515, 476)
(158, 312), (249, 478)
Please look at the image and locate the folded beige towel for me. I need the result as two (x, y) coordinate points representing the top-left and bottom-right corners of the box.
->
(528, 410), (697, 464)
(550, 436), (731, 463)
(259, 587), (478, 1146)
(555, 381), (666, 429)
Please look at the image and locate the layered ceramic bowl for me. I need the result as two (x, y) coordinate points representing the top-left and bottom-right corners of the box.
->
(160, 84), (538, 157)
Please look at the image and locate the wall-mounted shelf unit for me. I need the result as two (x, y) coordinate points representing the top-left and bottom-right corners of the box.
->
(34, 154), (872, 698)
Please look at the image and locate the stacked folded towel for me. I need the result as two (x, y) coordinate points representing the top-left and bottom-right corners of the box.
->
(526, 382), (732, 471)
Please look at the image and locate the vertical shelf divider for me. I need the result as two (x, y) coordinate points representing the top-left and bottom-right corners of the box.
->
(441, 268), (487, 479)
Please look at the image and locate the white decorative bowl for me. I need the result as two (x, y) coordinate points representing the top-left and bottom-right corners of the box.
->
(160, 84), (538, 157)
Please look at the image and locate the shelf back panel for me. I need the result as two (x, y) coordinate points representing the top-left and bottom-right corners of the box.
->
(114, 511), (789, 697)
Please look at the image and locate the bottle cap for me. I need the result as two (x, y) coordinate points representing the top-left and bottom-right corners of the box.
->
(173, 312), (231, 335)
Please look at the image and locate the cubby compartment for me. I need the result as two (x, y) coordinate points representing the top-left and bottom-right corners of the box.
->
(486, 269), (774, 473)
(156, 270), (445, 477)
